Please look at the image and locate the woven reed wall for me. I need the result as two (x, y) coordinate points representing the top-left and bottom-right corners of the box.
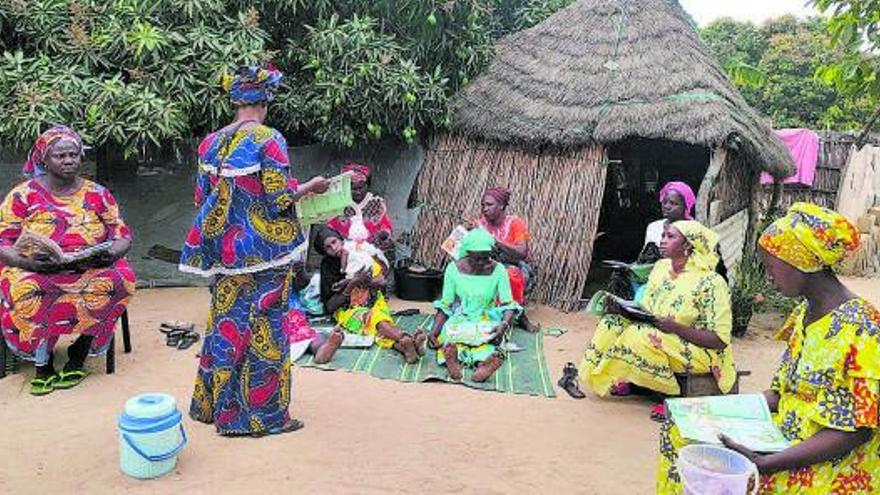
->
(411, 135), (608, 312)
(711, 150), (754, 224)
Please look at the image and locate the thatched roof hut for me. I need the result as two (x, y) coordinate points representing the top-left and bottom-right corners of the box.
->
(411, 0), (794, 311)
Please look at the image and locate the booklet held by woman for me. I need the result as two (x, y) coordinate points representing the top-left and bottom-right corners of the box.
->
(585, 290), (656, 323)
(666, 394), (791, 453)
(14, 230), (112, 264)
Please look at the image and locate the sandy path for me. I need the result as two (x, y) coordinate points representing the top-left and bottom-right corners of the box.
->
(1, 278), (877, 494)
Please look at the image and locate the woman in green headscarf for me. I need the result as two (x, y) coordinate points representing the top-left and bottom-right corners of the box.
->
(571, 220), (736, 419)
(428, 228), (521, 382)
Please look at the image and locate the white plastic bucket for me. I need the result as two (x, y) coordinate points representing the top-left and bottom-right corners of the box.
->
(678, 444), (758, 495)
(118, 393), (187, 479)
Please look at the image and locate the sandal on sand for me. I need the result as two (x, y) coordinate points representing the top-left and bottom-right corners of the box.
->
(54, 369), (89, 390)
(160, 321), (194, 334)
(558, 362), (586, 399)
(251, 419), (305, 438)
(650, 403), (667, 423)
(177, 332), (200, 351)
(165, 329), (188, 347)
(30, 375), (58, 396)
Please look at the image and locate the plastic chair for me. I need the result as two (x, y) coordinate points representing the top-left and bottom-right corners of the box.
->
(0, 309), (131, 379)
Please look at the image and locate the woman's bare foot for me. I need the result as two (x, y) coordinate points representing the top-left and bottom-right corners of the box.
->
(394, 335), (419, 364)
(314, 329), (344, 364)
(473, 353), (505, 382)
(443, 343), (463, 381)
(519, 312), (540, 333)
(412, 330), (427, 356)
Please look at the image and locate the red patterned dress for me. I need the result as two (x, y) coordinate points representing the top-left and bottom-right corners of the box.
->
(0, 179), (136, 360)
(477, 214), (532, 304)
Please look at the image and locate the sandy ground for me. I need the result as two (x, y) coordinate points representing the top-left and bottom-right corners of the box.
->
(1, 278), (878, 495)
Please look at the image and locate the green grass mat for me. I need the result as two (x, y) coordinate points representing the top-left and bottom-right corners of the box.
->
(296, 313), (556, 398)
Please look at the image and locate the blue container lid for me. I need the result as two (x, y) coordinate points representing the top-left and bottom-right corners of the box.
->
(125, 393), (176, 419)
(118, 393), (181, 434)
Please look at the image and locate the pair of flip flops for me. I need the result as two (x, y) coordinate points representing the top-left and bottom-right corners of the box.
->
(30, 369), (90, 396)
(160, 321), (200, 350)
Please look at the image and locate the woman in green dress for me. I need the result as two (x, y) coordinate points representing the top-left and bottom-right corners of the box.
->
(428, 228), (520, 382)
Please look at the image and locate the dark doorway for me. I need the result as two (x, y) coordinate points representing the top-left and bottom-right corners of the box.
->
(584, 139), (710, 295)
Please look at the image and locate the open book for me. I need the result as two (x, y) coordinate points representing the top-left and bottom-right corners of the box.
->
(14, 230), (113, 264)
(584, 290), (655, 323)
(666, 394), (791, 453)
(441, 225), (468, 259)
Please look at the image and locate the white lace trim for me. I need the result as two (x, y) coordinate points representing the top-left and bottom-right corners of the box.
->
(177, 243), (307, 277)
(199, 163), (262, 177)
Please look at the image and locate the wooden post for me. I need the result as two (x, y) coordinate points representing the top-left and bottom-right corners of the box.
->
(697, 147), (726, 226)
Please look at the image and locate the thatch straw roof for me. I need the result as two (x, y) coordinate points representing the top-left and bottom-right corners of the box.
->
(453, 0), (794, 177)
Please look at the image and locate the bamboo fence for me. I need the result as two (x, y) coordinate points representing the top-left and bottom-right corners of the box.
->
(758, 132), (876, 211)
(411, 135), (608, 312)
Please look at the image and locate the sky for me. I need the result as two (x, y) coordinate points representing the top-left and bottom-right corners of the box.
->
(679, 0), (820, 26)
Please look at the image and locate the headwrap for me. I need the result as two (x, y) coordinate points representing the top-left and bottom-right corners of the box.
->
(758, 203), (860, 273)
(342, 162), (371, 183)
(671, 220), (719, 273)
(23, 125), (83, 178)
(221, 65), (283, 105)
(459, 228), (496, 258)
(483, 187), (511, 207)
(313, 226), (343, 256)
(659, 181), (696, 220)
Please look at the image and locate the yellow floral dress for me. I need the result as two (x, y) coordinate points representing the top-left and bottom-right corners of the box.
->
(657, 298), (880, 494)
(579, 258), (736, 396)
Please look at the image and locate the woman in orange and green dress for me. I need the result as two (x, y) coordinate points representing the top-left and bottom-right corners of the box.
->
(474, 187), (537, 332)
(658, 203), (880, 494)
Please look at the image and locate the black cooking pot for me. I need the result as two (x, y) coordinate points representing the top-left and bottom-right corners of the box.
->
(394, 266), (443, 301)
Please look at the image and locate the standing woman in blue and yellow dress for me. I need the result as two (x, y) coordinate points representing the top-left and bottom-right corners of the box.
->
(179, 65), (328, 437)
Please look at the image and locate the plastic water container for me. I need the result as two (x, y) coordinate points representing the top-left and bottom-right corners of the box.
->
(678, 444), (758, 495)
(118, 393), (187, 479)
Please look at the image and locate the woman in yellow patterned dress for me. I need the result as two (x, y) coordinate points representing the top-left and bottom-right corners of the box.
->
(657, 203), (880, 494)
(575, 221), (736, 418)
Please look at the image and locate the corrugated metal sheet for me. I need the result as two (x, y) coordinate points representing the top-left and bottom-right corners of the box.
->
(714, 209), (748, 274)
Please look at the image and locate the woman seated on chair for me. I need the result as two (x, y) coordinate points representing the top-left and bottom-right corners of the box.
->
(658, 203), (880, 494)
(562, 221), (735, 419)
(470, 186), (537, 332)
(315, 227), (423, 364)
(0, 126), (136, 395)
(428, 228), (520, 383)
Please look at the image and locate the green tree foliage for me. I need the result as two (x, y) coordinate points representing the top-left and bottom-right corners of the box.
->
(812, 1), (880, 106)
(700, 15), (876, 131)
(0, 0), (572, 156)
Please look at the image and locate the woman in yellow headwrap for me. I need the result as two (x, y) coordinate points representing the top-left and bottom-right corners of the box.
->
(567, 220), (736, 419)
(657, 203), (880, 494)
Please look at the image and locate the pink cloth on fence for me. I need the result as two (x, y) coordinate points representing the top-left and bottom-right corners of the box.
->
(760, 128), (820, 186)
